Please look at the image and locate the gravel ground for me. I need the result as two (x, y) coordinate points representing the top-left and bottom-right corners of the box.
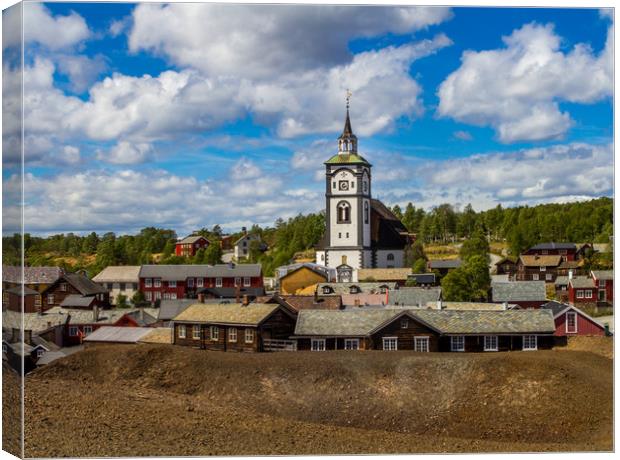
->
(21, 343), (613, 457)
(595, 315), (614, 332)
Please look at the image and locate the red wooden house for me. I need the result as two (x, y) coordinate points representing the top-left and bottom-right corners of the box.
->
(591, 270), (613, 306)
(175, 235), (210, 257)
(568, 277), (597, 309)
(543, 301), (606, 338)
(522, 242), (578, 261)
(139, 263), (264, 304)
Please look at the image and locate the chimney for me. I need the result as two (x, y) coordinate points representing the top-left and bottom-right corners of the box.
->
(198, 293), (205, 303)
(235, 285), (241, 303)
(502, 301), (508, 310)
(242, 295), (249, 306)
(242, 226), (247, 235)
(139, 307), (145, 321)
(436, 299), (443, 310)
(568, 269), (573, 280)
(92, 305), (99, 322)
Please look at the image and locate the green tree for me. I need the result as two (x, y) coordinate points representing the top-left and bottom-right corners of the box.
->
(460, 229), (490, 263)
(441, 269), (472, 301)
(204, 243), (223, 265)
(116, 293), (129, 308)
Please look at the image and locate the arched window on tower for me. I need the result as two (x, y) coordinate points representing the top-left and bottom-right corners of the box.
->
(364, 201), (369, 224)
(337, 201), (351, 223)
(387, 253), (395, 261)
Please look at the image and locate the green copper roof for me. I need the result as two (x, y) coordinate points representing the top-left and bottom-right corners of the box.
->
(325, 153), (371, 165)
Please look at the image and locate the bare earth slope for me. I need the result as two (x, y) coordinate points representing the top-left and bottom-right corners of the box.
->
(24, 344), (612, 456)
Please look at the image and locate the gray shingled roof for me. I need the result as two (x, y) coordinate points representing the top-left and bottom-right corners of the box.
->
(317, 282), (397, 295)
(554, 276), (569, 286)
(569, 277), (596, 288)
(3, 310), (68, 333)
(491, 281), (546, 302)
(388, 287), (442, 306)
(60, 295), (96, 308)
(158, 299), (196, 321)
(63, 273), (108, 295)
(3, 266), (64, 285)
(178, 235), (208, 245)
(139, 264), (262, 281)
(92, 266), (141, 283)
(529, 242), (576, 250)
(6, 285), (39, 296)
(428, 259), (462, 269)
(294, 308), (555, 336)
(592, 270), (613, 281)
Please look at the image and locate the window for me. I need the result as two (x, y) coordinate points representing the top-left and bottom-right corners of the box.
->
(47, 294), (55, 305)
(60, 283), (67, 291)
(344, 339), (359, 350)
(170, 293), (177, 300)
(349, 286), (360, 294)
(311, 339), (326, 351)
(168, 280), (177, 288)
(383, 337), (398, 351)
(234, 277), (241, 286)
(193, 325), (201, 340)
(244, 277), (251, 287)
(546, 274), (553, 281)
(216, 278), (223, 288)
(585, 290), (592, 298)
(414, 336), (429, 352)
(364, 201), (369, 224)
(541, 250), (548, 255)
(576, 290), (584, 299)
(387, 253), (394, 261)
(154, 291), (161, 300)
(245, 329), (254, 343)
(559, 250), (567, 255)
(37, 348), (45, 358)
(322, 286), (332, 294)
(451, 336), (465, 352)
(346, 232), (349, 238)
(154, 279), (161, 288)
(229, 328), (237, 342)
(83, 326), (93, 336)
(187, 278), (194, 288)
(337, 201), (351, 223)
(178, 325), (186, 339)
(561, 286), (567, 291)
(600, 280), (607, 288)
(210, 326), (219, 341)
(523, 335), (537, 351)
(566, 311), (578, 333)
(132, 283), (138, 290)
(341, 255), (347, 265)
(540, 266), (546, 272)
(145, 278), (152, 287)
(197, 278), (204, 287)
(119, 282), (126, 291)
(145, 292), (152, 301)
(484, 335), (498, 351)
(532, 274), (539, 281)
(400, 318), (409, 329)
(34, 295), (41, 307)
(69, 326), (79, 336)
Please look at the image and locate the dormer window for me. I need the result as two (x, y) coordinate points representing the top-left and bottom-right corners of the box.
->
(322, 286), (332, 294)
(349, 286), (360, 294)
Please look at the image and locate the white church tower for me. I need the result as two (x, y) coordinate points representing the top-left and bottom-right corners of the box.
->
(315, 97), (373, 282)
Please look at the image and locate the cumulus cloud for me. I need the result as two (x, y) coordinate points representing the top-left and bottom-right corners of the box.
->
(98, 141), (154, 165)
(22, 3), (90, 50)
(58, 145), (81, 165)
(129, 4), (452, 79)
(437, 22), (613, 143)
(56, 54), (108, 93)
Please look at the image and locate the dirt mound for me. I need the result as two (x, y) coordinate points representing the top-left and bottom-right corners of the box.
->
(25, 345), (612, 456)
(2, 363), (22, 457)
(558, 336), (613, 359)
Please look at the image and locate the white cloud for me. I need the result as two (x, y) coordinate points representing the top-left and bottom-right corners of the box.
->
(56, 54), (108, 93)
(437, 22), (613, 143)
(230, 158), (262, 180)
(129, 4), (452, 79)
(23, 3), (90, 50)
(98, 141), (154, 165)
(453, 130), (473, 141)
(59, 145), (81, 164)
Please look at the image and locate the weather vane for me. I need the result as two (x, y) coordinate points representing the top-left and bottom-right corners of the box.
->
(346, 89), (352, 110)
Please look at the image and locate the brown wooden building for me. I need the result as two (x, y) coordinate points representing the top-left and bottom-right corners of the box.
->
(42, 273), (110, 311)
(172, 303), (297, 352)
(293, 308), (555, 352)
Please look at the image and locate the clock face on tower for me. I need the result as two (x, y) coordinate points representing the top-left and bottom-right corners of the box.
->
(338, 180), (349, 191)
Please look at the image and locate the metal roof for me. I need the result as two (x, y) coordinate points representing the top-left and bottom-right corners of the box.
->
(317, 282), (397, 295)
(428, 259), (462, 269)
(491, 281), (546, 302)
(60, 295), (96, 308)
(92, 266), (141, 283)
(592, 270), (614, 281)
(6, 285), (39, 296)
(324, 153), (370, 166)
(177, 235), (208, 245)
(529, 242), (576, 251)
(173, 303), (280, 326)
(139, 264), (262, 281)
(158, 299), (196, 321)
(83, 326), (153, 343)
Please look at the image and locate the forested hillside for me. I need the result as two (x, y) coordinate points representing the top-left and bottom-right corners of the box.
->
(2, 197), (612, 277)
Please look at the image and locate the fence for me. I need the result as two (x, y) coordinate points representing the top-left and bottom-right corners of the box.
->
(262, 339), (297, 352)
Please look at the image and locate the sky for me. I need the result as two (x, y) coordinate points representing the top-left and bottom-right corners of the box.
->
(1, 3), (614, 236)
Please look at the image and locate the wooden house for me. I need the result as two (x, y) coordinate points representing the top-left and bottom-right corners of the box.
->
(554, 276), (570, 303)
(42, 273), (110, 311)
(494, 258), (517, 277)
(522, 242), (578, 261)
(427, 259), (462, 277)
(172, 303), (297, 352)
(92, 266), (141, 305)
(491, 281), (547, 309)
(175, 235), (210, 257)
(516, 255), (562, 282)
(542, 301), (606, 339)
(568, 277), (597, 309)
(3, 286), (42, 313)
(293, 308), (555, 352)
(278, 264), (329, 295)
(591, 270), (613, 306)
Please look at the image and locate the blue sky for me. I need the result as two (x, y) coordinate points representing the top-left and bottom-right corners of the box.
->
(2, 3), (613, 235)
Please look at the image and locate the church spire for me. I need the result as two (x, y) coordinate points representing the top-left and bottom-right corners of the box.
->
(338, 89), (357, 155)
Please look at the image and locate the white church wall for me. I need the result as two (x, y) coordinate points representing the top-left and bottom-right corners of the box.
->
(329, 197), (360, 247)
(375, 250), (405, 268)
(326, 250), (362, 270)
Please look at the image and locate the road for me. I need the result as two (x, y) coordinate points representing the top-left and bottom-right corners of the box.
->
(596, 315), (614, 333)
(489, 253), (502, 274)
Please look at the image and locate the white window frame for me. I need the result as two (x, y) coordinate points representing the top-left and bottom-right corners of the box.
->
(229, 328), (237, 343)
(245, 329), (254, 343)
(216, 277), (223, 288)
(541, 250), (549, 255)
(34, 295), (42, 307)
(193, 325), (201, 340)
(243, 277), (251, 287)
(154, 278), (161, 288)
(234, 277), (241, 286)
(36, 348), (45, 358)
(523, 335), (538, 351)
(83, 325), (93, 336)
(576, 290), (584, 299)
(197, 278), (204, 287)
(600, 279), (606, 288)
(210, 326), (219, 341)
(451, 336), (465, 352)
(311, 338), (326, 351)
(145, 291), (152, 301)
(69, 326), (79, 336)
(566, 311), (578, 333)
(47, 294), (55, 305)
(145, 278), (152, 288)
(170, 293), (177, 300)
(585, 289), (592, 298)
(559, 249), (567, 255)
(484, 335), (498, 352)
(60, 283), (67, 291)
(540, 266), (546, 272)
(400, 318), (409, 329)
(344, 338), (359, 350)
(154, 291), (161, 300)
(546, 274), (553, 281)
(168, 280), (177, 288)
(383, 337), (398, 351)
(532, 274), (539, 281)
(178, 325), (186, 339)
(414, 336), (429, 352)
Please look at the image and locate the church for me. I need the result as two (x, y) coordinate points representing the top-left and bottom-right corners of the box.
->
(315, 105), (413, 282)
